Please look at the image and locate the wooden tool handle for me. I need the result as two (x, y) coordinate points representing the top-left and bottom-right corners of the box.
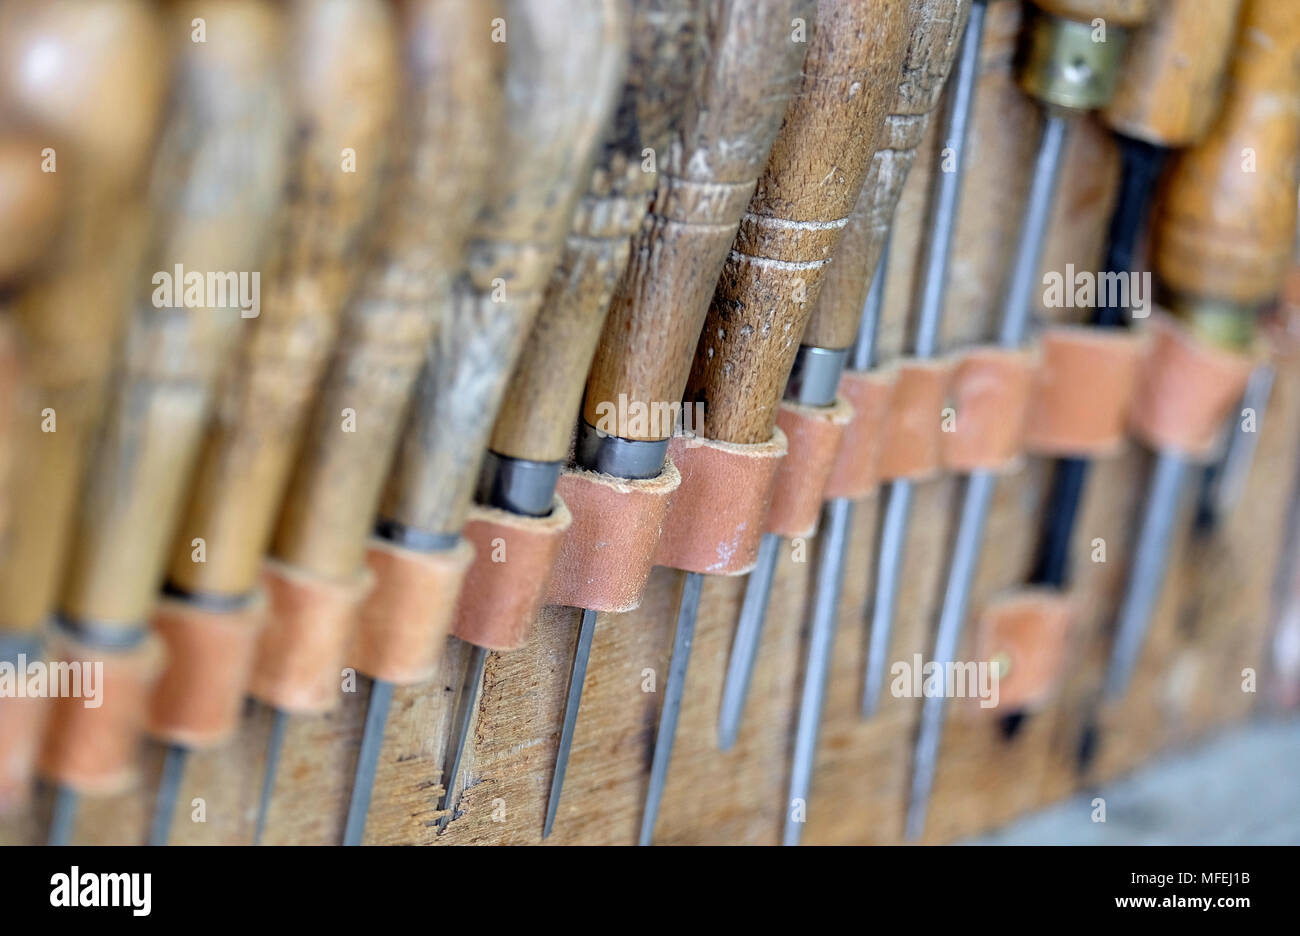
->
(1154, 0), (1300, 313)
(0, 0), (168, 634)
(489, 0), (704, 465)
(1105, 0), (1244, 147)
(1033, 0), (1153, 27)
(582, 0), (815, 443)
(167, 0), (400, 600)
(380, 0), (627, 536)
(803, 0), (970, 352)
(59, 0), (290, 630)
(271, 0), (503, 582)
(686, 0), (913, 444)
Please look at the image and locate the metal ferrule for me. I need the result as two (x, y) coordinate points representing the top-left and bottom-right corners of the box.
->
(785, 345), (849, 407)
(160, 581), (259, 615)
(373, 518), (462, 553)
(576, 418), (670, 480)
(1017, 11), (1126, 113)
(0, 631), (43, 663)
(51, 613), (150, 651)
(1164, 294), (1260, 353)
(477, 450), (562, 518)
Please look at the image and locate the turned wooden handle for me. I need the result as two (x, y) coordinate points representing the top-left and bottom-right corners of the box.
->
(803, 0), (969, 353)
(489, 0), (704, 465)
(1105, 0), (1244, 148)
(1032, 0), (1153, 27)
(686, 0), (913, 445)
(58, 0), (290, 631)
(0, 0), (168, 634)
(379, 0), (628, 536)
(167, 0), (400, 600)
(271, 0), (503, 582)
(582, 0), (815, 443)
(1154, 0), (1300, 310)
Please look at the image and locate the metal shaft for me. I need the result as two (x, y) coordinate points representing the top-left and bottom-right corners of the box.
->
(1104, 450), (1190, 699)
(437, 642), (489, 833)
(862, 0), (986, 715)
(717, 533), (781, 750)
(254, 707), (288, 846)
(148, 744), (188, 846)
(342, 677), (394, 846)
(638, 570), (703, 846)
(543, 607), (597, 838)
(48, 786), (77, 846)
(783, 497), (854, 846)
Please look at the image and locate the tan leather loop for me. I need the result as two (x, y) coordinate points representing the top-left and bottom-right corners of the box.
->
(147, 597), (265, 748)
(876, 358), (952, 481)
(1128, 311), (1256, 459)
(453, 499), (572, 651)
(1022, 326), (1145, 457)
(39, 629), (163, 796)
(766, 397), (854, 538)
(970, 589), (1072, 714)
(823, 368), (895, 500)
(941, 346), (1036, 473)
(652, 429), (787, 576)
(0, 695), (48, 813)
(353, 537), (475, 685)
(249, 561), (373, 714)
(545, 460), (681, 613)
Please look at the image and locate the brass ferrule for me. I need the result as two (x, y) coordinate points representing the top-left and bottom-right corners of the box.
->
(1017, 10), (1127, 113)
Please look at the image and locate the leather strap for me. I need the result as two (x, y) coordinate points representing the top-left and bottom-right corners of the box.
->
(824, 368), (895, 500)
(248, 560), (373, 714)
(1022, 325), (1145, 457)
(39, 628), (163, 795)
(147, 596), (265, 747)
(353, 537), (475, 684)
(651, 429), (787, 576)
(766, 397), (854, 538)
(544, 460), (681, 613)
(1128, 311), (1256, 459)
(941, 346), (1036, 473)
(0, 695), (47, 813)
(453, 499), (572, 651)
(876, 358), (952, 481)
(972, 589), (1072, 713)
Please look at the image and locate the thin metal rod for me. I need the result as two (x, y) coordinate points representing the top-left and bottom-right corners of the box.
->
(1104, 450), (1190, 698)
(904, 469), (997, 841)
(851, 233), (889, 372)
(543, 607), (597, 838)
(717, 533), (781, 750)
(254, 707), (288, 846)
(437, 643), (489, 833)
(863, 478), (913, 716)
(342, 677), (394, 846)
(784, 497), (854, 846)
(638, 570), (703, 846)
(48, 786), (77, 846)
(148, 744), (188, 846)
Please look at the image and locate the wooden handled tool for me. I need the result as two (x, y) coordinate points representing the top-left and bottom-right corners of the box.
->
(544, 0), (809, 840)
(147, 0), (400, 847)
(39, 0), (290, 846)
(1102, 0), (1300, 704)
(250, 0), (503, 845)
(717, 0), (970, 755)
(639, 0), (918, 847)
(341, 0), (628, 845)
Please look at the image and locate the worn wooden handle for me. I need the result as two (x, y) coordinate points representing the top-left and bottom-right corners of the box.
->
(0, 0), (168, 635)
(1105, 0), (1243, 147)
(1033, 0), (1153, 27)
(490, 0), (704, 465)
(58, 0), (290, 631)
(686, 0), (913, 444)
(376, 0), (626, 537)
(1154, 0), (1300, 310)
(167, 0), (399, 600)
(803, 0), (969, 352)
(271, 0), (503, 582)
(582, 0), (815, 443)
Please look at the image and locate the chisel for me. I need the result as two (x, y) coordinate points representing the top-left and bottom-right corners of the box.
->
(37, 0), (290, 845)
(344, 0), (628, 844)
(641, 0), (916, 846)
(249, 0), (502, 845)
(145, 0), (399, 847)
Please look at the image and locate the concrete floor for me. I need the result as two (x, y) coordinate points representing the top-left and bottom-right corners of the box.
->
(967, 716), (1300, 845)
